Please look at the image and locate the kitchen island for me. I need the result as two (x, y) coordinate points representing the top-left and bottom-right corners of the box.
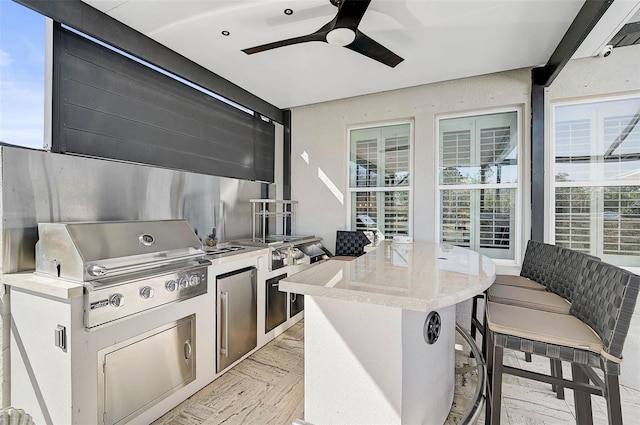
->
(279, 242), (495, 425)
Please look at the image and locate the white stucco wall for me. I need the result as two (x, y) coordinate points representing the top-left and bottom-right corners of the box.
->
(291, 44), (640, 390)
(291, 68), (533, 253)
(290, 69), (533, 341)
(291, 69), (533, 337)
(547, 44), (640, 391)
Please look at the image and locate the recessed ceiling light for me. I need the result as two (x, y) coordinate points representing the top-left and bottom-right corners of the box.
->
(221, 30), (230, 36)
(284, 8), (293, 15)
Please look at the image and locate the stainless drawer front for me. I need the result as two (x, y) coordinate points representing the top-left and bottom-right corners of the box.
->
(99, 315), (195, 425)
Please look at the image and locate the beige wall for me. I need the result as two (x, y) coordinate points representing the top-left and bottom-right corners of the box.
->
(547, 45), (640, 101)
(290, 44), (640, 257)
(290, 43), (640, 390)
(290, 69), (533, 353)
(291, 68), (532, 253)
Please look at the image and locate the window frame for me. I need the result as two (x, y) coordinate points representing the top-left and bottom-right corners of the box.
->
(44, 18), (53, 150)
(346, 120), (415, 239)
(548, 93), (640, 272)
(435, 106), (524, 266)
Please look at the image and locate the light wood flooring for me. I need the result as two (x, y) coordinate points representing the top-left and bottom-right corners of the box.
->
(152, 322), (305, 425)
(152, 321), (640, 425)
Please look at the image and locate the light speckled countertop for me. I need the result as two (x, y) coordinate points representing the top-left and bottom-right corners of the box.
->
(206, 245), (269, 266)
(2, 272), (84, 299)
(279, 242), (495, 312)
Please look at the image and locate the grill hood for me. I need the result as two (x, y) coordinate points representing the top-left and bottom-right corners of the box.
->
(35, 220), (205, 282)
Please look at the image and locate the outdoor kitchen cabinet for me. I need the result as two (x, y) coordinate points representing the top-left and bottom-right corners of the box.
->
(99, 315), (196, 425)
(9, 286), (79, 425)
(265, 273), (288, 333)
(216, 267), (257, 372)
(207, 248), (308, 351)
(6, 246), (304, 424)
(6, 274), (215, 425)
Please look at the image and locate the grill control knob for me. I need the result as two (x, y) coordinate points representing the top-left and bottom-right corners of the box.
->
(140, 286), (155, 299)
(109, 293), (125, 307)
(189, 275), (200, 287)
(179, 277), (189, 289)
(165, 280), (178, 292)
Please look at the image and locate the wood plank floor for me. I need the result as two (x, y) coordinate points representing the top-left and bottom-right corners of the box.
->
(152, 322), (304, 425)
(152, 321), (640, 425)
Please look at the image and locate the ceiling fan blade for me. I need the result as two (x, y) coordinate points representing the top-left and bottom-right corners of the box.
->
(242, 32), (327, 55)
(334, 0), (372, 29)
(346, 31), (404, 67)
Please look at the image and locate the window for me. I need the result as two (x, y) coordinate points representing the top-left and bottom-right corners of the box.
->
(0, 1), (48, 149)
(438, 111), (520, 261)
(348, 122), (412, 239)
(552, 97), (640, 268)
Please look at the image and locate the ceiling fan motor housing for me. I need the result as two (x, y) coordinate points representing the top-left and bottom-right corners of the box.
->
(242, 0), (404, 68)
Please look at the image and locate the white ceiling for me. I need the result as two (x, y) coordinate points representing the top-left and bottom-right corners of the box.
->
(81, 0), (640, 110)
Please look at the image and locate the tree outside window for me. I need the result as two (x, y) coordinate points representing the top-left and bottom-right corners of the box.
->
(438, 111), (519, 261)
(348, 123), (412, 240)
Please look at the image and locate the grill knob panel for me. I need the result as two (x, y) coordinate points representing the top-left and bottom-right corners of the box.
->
(140, 286), (155, 299)
(165, 280), (178, 292)
(179, 277), (189, 289)
(109, 293), (125, 307)
(189, 275), (200, 287)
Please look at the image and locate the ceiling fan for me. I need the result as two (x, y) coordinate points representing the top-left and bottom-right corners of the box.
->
(242, 0), (404, 68)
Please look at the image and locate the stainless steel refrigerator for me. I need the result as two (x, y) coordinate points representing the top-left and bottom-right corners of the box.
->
(216, 267), (257, 372)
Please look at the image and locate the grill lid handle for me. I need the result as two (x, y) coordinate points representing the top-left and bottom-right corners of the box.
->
(85, 253), (209, 279)
(88, 264), (107, 277)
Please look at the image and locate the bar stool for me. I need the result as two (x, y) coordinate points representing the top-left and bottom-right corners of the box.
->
(485, 247), (596, 315)
(471, 241), (561, 344)
(334, 230), (371, 259)
(485, 258), (640, 425)
(483, 247), (597, 398)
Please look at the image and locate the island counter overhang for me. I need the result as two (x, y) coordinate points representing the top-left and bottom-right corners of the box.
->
(279, 242), (496, 313)
(279, 242), (496, 425)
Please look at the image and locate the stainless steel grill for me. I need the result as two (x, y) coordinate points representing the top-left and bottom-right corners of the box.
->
(35, 220), (211, 328)
(231, 235), (327, 270)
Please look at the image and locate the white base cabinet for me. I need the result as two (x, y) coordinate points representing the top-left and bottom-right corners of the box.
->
(10, 285), (214, 425)
(10, 289), (77, 424)
(8, 251), (303, 424)
(100, 316), (196, 425)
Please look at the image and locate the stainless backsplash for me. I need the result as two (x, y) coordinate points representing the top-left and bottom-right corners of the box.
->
(1, 146), (266, 273)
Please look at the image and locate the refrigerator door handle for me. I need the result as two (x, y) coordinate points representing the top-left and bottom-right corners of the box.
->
(220, 291), (229, 357)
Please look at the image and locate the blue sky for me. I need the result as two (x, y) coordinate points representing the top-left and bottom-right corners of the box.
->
(0, 0), (45, 149)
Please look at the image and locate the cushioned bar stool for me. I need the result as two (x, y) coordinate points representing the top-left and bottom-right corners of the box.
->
(471, 241), (561, 346)
(485, 247), (596, 315)
(495, 240), (562, 289)
(333, 230), (371, 260)
(484, 247), (597, 398)
(484, 258), (640, 425)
